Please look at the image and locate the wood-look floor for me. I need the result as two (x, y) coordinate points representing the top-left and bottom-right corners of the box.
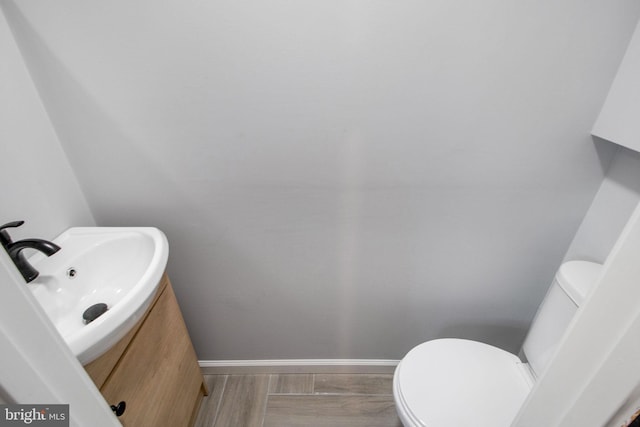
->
(194, 373), (403, 427)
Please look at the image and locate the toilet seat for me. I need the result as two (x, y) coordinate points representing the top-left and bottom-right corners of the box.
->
(393, 339), (534, 427)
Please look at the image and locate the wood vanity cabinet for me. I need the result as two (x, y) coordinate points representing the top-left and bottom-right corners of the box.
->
(84, 273), (207, 427)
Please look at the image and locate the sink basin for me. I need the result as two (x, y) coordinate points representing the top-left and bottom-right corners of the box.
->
(27, 227), (169, 365)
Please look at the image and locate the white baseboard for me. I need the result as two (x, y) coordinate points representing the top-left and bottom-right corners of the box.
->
(199, 359), (400, 374)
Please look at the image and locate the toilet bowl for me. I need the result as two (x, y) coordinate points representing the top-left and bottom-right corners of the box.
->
(393, 260), (602, 426)
(394, 339), (534, 426)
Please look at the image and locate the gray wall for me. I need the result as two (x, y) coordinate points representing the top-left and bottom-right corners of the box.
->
(0, 8), (93, 243)
(3, 0), (639, 360)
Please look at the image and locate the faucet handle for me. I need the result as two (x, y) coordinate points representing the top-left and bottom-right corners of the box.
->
(0, 221), (24, 247)
(0, 221), (24, 231)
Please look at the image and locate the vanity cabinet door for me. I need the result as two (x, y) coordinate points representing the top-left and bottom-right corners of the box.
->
(100, 279), (203, 427)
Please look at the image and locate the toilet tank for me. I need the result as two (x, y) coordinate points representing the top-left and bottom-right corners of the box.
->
(522, 260), (602, 378)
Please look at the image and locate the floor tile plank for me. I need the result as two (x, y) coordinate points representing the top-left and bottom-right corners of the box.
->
(263, 395), (402, 427)
(193, 375), (227, 427)
(213, 375), (270, 427)
(314, 374), (394, 395)
(269, 374), (314, 394)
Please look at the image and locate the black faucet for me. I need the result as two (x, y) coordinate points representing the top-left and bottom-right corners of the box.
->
(1, 221), (61, 283)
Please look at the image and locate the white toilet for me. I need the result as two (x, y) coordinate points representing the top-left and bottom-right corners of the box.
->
(393, 260), (603, 426)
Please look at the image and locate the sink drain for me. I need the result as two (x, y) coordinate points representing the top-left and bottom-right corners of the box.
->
(66, 268), (77, 279)
(83, 303), (108, 324)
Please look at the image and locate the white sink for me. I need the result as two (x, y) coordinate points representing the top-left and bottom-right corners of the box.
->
(28, 227), (169, 365)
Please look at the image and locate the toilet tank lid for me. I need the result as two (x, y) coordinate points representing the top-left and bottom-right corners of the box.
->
(557, 260), (603, 305)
